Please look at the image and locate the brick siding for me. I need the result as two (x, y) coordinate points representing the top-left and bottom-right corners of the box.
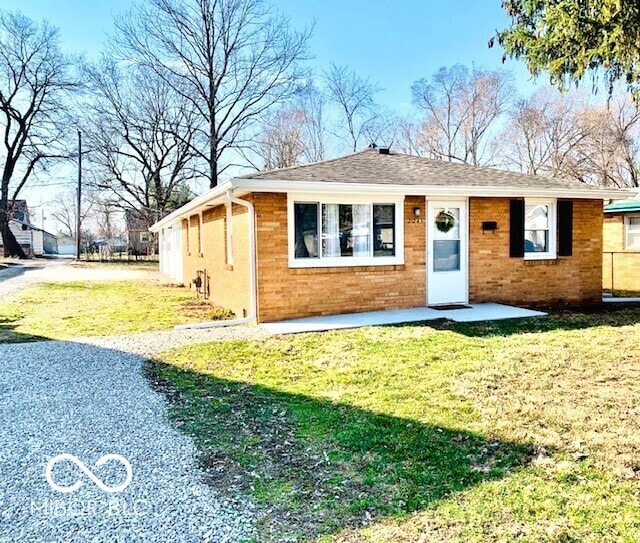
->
(181, 202), (251, 318)
(469, 198), (603, 306)
(254, 193), (426, 322)
(183, 194), (604, 323)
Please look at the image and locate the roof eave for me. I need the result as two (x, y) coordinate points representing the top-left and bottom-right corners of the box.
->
(233, 178), (631, 200)
(150, 178), (631, 232)
(149, 180), (233, 232)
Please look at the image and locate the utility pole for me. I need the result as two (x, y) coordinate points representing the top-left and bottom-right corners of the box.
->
(76, 130), (82, 260)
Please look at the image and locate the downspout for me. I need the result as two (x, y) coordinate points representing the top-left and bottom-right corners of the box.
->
(174, 188), (257, 329)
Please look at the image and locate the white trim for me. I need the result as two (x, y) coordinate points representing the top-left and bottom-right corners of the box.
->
(151, 177), (630, 232)
(233, 178), (629, 200)
(287, 194), (405, 268)
(624, 214), (640, 249)
(426, 198), (469, 305)
(150, 180), (233, 231)
(198, 212), (204, 255)
(524, 198), (557, 260)
(225, 202), (234, 265)
(186, 216), (191, 254)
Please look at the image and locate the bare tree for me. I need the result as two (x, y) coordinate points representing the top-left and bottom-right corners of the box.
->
(499, 88), (599, 185)
(575, 95), (640, 187)
(0, 11), (78, 257)
(50, 191), (93, 238)
(114, 0), (312, 188)
(323, 63), (384, 151)
(82, 58), (198, 231)
(91, 197), (124, 241)
(256, 106), (307, 170)
(252, 85), (328, 169)
(299, 86), (327, 163)
(411, 64), (515, 165)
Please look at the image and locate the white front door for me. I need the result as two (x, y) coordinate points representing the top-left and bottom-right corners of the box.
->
(427, 200), (468, 305)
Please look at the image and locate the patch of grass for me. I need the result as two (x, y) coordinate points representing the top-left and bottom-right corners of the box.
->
(0, 281), (231, 342)
(150, 307), (640, 542)
(69, 259), (159, 271)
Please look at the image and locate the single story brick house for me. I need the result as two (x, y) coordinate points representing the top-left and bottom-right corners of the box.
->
(603, 189), (640, 295)
(150, 147), (627, 323)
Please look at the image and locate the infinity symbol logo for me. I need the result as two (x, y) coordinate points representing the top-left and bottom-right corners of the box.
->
(45, 454), (133, 494)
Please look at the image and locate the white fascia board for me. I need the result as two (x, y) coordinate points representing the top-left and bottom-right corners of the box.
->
(231, 177), (631, 201)
(149, 180), (233, 232)
(150, 176), (632, 232)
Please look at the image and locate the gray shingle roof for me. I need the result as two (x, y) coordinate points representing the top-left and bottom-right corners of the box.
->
(237, 148), (603, 192)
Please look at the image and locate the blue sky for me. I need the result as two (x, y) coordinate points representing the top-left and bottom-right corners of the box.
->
(5, 0), (543, 108)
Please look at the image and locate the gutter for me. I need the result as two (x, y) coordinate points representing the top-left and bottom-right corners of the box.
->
(174, 188), (257, 330)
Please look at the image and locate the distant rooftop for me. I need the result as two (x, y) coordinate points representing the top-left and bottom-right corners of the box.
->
(605, 189), (640, 213)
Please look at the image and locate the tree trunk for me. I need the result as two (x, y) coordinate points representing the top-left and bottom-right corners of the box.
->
(0, 209), (28, 258)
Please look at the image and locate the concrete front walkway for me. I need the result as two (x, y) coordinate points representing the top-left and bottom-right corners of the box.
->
(261, 303), (547, 335)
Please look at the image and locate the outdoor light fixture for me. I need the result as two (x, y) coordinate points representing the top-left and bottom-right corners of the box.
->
(413, 207), (421, 217)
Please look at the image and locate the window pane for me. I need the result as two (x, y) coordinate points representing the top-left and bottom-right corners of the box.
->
(525, 205), (549, 230)
(525, 230), (549, 252)
(294, 203), (318, 258)
(322, 204), (371, 257)
(434, 240), (460, 271)
(627, 232), (640, 248)
(351, 204), (371, 257)
(628, 216), (640, 231)
(322, 204), (341, 257)
(374, 204), (395, 257)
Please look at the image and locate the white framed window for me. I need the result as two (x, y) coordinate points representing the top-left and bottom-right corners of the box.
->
(225, 202), (233, 265)
(524, 198), (557, 260)
(139, 231), (150, 243)
(625, 215), (640, 248)
(287, 193), (404, 268)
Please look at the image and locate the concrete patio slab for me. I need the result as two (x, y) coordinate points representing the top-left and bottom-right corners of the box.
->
(261, 303), (547, 335)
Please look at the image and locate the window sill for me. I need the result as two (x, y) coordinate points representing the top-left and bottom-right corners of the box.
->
(524, 254), (556, 261)
(289, 257), (404, 269)
(290, 264), (406, 274)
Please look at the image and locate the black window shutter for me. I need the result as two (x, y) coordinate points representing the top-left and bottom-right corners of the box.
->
(558, 200), (573, 256)
(509, 200), (525, 257)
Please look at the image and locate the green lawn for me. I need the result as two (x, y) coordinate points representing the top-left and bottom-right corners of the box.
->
(69, 259), (160, 271)
(148, 308), (640, 542)
(0, 281), (230, 342)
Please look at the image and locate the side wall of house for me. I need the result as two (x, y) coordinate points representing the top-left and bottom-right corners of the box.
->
(254, 193), (427, 322)
(469, 197), (603, 306)
(181, 201), (251, 318)
(602, 212), (640, 293)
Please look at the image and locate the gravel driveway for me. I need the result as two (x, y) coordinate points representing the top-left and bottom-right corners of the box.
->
(0, 336), (257, 542)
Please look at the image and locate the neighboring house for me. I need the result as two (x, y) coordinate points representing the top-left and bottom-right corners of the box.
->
(150, 147), (627, 323)
(603, 189), (640, 295)
(125, 209), (152, 255)
(0, 218), (58, 256)
(56, 235), (77, 256)
(0, 200), (58, 256)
